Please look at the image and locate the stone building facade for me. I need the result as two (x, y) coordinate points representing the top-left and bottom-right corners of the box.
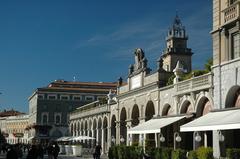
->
(28, 80), (117, 143)
(69, 1), (240, 157)
(211, 0), (240, 157)
(5, 115), (29, 144)
(69, 15), (214, 154)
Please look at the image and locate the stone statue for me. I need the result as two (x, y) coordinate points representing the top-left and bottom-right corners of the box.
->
(134, 48), (145, 69)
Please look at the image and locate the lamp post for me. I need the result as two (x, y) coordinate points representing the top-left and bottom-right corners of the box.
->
(158, 132), (165, 147)
(128, 135), (132, 146)
(120, 135), (125, 144)
(111, 136), (116, 146)
(193, 131), (202, 150)
(174, 132), (182, 150)
(218, 130), (225, 142)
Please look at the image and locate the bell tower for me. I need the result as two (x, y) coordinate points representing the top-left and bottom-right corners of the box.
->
(161, 14), (193, 73)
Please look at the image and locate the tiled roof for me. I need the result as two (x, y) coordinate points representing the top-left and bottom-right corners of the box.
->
(49, 80), (118, 87)
(36, 80), (118, 93)
(38, 87), (113, 93)
(0, 110), (24, 117)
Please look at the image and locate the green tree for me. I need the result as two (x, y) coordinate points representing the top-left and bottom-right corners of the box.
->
(204, 58), (213, 73)
(167, 58), (213, 85)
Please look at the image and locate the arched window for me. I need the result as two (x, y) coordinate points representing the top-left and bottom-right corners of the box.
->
(55, 113), (61, 125)
(56, 115), (61, 124)
(42, 114), (48, 124)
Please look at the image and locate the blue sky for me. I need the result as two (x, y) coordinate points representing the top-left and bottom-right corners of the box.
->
(0, 1), (212, 113)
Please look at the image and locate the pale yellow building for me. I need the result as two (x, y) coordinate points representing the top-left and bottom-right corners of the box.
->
(5, 115), (29, 144)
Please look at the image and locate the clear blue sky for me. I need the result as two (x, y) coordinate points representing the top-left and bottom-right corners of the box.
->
(0, 0), (212, 113)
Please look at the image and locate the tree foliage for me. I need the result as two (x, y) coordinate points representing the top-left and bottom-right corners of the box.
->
(166, 58), (213, 85)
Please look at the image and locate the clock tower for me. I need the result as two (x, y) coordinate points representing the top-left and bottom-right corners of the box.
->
(161, 15), (193, 73)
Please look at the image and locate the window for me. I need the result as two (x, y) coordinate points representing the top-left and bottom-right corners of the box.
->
(42, 113), (48, 124)
(85, 96), (94, 101)
(232, 33), (240, 59)
(38, 94), (44, 100)
(60, 95), (69, 100)
(48, 94), (57, 100)
(54, 113), (61, 125)
(73, 95), (82, 101)
(229, 0), (236, 5)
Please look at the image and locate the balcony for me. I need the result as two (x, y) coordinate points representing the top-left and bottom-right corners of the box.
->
(176, 73), (213, 95)
(222, 2), (240, 25)
(70, 104), (109, 120)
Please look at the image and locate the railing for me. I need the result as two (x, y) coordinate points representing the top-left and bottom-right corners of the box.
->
(223, 2), (240, 25)
(119, 85), (128, 94)
(70, 105), (108, 120)
(176, 73), (212, 94)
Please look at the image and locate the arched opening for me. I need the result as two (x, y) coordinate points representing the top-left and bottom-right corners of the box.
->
(225, 85), (240, 108)
(81, 122), (84, 136)
(70, 123), (74, 136)
(145, 101), (155, 148)
(145, 101), (155, 121)
(85, 120), (88, 137)
(88, 120), (93, 147)
(195, 97), (213, 148)
(224, 86), (240, 150)
(131, 105), (140, 145)
(196, 97), (212, 118)
(111, 115), (116, 146)
(180, 101), (193, 114)
(179, 100), (194, 150)
(131, 104), (139, 126)
(98, 118), (102, 145)
(93, 119), (97, 146)
(77, 122), (81, 136)
(82, 120), (88, 146)
(74, 122), (77, 136)
(161, 104), (174, 148)
(162, 104), (174, 116)
(120, 107), (127, 145)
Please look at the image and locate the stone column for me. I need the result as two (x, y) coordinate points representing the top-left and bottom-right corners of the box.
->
(204, 132), (208, 147)
(101, 128), (104, 154)
(107, 126), (112, 150)
(126, 121), (132, 146)
(115, 121), (120, 145)
(213, 130), (221, 158)
(96, 128), (99, 143)
(155, 133), (158, 147)
(139, 117), (145, 151)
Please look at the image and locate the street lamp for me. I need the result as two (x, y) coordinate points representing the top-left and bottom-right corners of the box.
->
(120, 135), (125, 143)
(159, 132), (165, 142)
(111, 136), (116, 145)
(218, 130), (225, 142)
(174, 132), (182, 150)
(175, 132), (182, 142)
(128, 135), (132, 145)
(195, 132), (202, 142)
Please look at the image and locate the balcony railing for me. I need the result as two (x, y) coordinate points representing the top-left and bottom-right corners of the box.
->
(222, 2), (240, 25)
(176, 73), (212, 94)
(70, 104), (108, 120)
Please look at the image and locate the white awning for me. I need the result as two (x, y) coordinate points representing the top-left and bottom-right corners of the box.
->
(128, 116), (186, 134)
(180, 108), (240, 132)
(74, 136), (95, 140)
(56, 136), (72, 141)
